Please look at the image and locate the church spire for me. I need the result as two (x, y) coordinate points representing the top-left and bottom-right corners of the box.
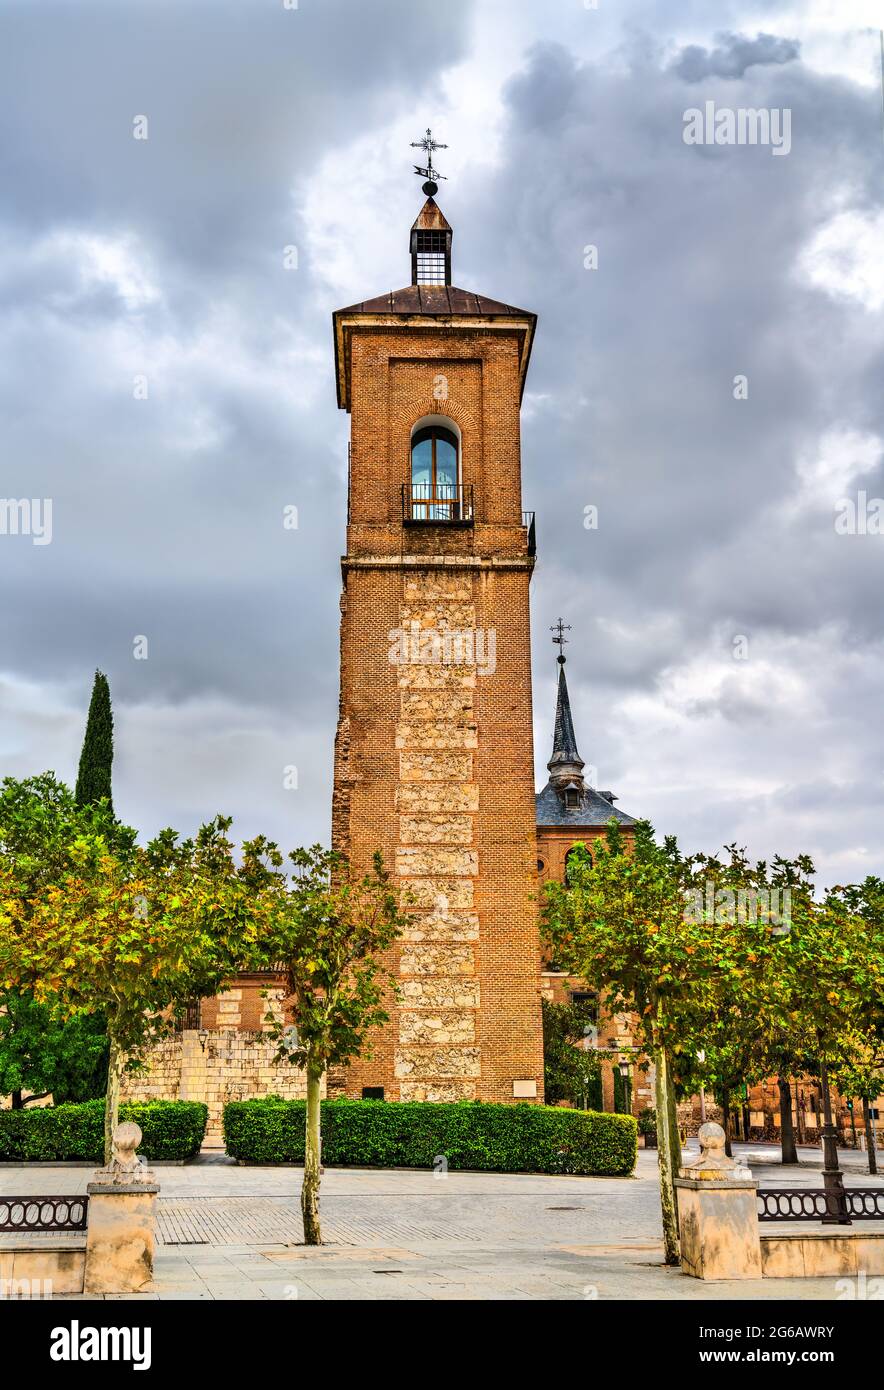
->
(547, 620), (586, 792)
(409, 128), (452, 286)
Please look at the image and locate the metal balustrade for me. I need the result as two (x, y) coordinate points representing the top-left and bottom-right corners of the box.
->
(402, 483), (474, 524)
(0, 1196), (88, 1233)
(757, 1187), (884, 1223)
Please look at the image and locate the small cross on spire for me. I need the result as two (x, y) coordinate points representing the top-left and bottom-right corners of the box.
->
(410, 127), (448, 194)
(551, 618), (571, 665)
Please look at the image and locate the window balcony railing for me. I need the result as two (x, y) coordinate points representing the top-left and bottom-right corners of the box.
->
(402, 483), (474, 526)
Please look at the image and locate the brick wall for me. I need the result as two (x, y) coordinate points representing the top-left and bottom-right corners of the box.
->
(332, 319), (544, 1102)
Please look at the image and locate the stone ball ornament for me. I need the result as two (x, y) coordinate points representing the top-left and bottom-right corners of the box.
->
(111, 1121), (143, 1171)
(697, 1121), (727, 1154)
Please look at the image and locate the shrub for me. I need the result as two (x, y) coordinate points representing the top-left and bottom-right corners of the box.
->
(0, 1099), (207, 1162)
(223, 1098), (636, 1176)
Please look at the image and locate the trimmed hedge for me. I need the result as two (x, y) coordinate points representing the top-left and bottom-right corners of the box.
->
(0, 1099), (207, 1162)
(223, 1098), (637, 1176)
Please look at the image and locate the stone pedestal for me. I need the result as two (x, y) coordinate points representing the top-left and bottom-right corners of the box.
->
(83, 1122), (160, 1295)
(675, 1121), (762, 1280)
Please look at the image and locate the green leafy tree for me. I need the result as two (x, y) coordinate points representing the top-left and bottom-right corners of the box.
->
(681, 846), (815, 1163)
(246, 844), (406, 1245)
(75, 670), (114, 815)
(544, 818), (884, 1263)
(541, 826), (828, 1259)
(825, 876), (884, 1173)
(0, 989), (108, 1108)
(541, 997), (603, 1109)
(682, 852), (884, 1170)
(542, 821), (703, 1263)
(832, 1047), (884, 1175)
(0, 774), (125, 1111)
(0, 812), (258, 1161)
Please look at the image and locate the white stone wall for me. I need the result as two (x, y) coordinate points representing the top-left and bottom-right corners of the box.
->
(394, 570), (482, 1101)
(121, 1026), (316, 1140)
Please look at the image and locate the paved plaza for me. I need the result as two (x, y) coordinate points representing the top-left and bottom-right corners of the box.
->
(4, 1144), (883, 1300)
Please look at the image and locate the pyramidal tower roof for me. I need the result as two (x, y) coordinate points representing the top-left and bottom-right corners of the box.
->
(535, 626), (637, 828)
(411, 196), (451, 234)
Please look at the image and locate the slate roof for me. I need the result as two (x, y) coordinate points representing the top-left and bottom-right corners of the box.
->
(547, 661), (581, 775)
(535, 781), (637, 827)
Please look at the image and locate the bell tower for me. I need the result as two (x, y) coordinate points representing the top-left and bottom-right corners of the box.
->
(331, 136), (543, 1103)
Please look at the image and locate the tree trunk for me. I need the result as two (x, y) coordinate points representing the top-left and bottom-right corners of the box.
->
(301, 1057), (323, 1246)
(104, 1033), (124, 1165)
(778, 1075), (798, 1164)
(796, 1094), (806, 1144)
(863, 1097), (878, 1176)
(722, 1095), (733, 1158)
(11, 1090), (23, 1110)
(653, 1043), (681, 1266)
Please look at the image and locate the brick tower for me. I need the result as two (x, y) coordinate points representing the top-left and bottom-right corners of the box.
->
(330, 159), (544, 1103)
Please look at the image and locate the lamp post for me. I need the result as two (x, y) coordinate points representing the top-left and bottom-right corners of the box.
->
(618, 1057), (632, 1116)
(819, 1056), (850, 1225)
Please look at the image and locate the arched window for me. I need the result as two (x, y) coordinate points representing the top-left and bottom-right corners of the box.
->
(411, 424), (459, 520)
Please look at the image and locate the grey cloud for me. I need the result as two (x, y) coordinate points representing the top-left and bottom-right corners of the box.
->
(2, 4), (883, 883)
(671, 31), (800, 83)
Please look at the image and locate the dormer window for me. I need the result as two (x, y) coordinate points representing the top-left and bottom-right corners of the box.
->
(561, 779), (583, 811)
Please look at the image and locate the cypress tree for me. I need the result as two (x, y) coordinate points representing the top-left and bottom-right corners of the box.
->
(75, 670), (114, 813)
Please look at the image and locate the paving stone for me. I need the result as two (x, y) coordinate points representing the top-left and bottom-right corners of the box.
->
(12, 1148), (883, 1301)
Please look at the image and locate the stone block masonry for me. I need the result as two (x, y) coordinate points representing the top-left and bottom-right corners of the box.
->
(121, 1016), (315, 1140)
(393, 573), (483, 1097)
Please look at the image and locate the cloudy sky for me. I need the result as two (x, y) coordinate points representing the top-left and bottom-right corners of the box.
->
(1, 0), (882, 885)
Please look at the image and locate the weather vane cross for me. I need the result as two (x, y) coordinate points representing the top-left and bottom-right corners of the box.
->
(550, 618), (571, 656)
(411, 127), (448, 193)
